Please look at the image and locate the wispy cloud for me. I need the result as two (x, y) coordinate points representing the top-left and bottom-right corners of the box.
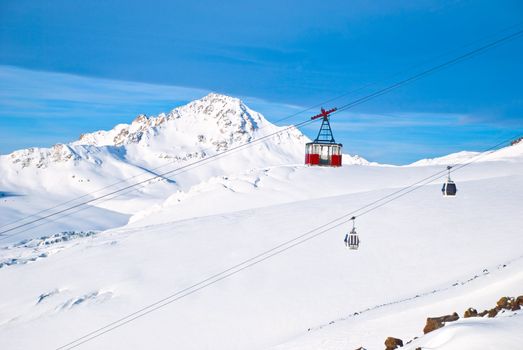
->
(0, 65), (309, 153)
(0, 65), (211, 119)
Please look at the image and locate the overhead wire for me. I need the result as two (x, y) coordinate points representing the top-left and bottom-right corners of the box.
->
(55, 131), (520, 350)
(276, 20), (523, 125)
(333, 28), (523, 115)
(52, 26), (523, 346)
(2, 27), (523, 240)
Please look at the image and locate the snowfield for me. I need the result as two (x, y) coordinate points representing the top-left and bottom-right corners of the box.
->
(0, 94), (522, 350)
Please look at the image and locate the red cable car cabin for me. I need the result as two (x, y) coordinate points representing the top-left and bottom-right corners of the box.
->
(305, 108), (343, 167)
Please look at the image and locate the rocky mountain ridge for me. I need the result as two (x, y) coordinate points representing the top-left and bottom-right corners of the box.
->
(2, 93), (306, 170)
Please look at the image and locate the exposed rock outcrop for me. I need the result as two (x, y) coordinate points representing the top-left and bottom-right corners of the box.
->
(423, 312), (459, 334)
(463, 307), (477, 318)
(384, 336), (403, 350)
(510, 137), (523, 146)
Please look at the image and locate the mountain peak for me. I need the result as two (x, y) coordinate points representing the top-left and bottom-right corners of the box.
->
(198, 92), (243, 104)
(169, 92), (260, 131)
(73, 93), (266, 149)
(3, 94), (307, 170)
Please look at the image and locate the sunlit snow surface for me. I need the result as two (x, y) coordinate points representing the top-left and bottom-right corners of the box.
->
(0, 95), (522, 349)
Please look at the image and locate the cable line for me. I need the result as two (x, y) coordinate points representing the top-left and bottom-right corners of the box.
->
(333, 28), (523, 114)
(2, 27), (522, 240)
(55, 132), (519, 350)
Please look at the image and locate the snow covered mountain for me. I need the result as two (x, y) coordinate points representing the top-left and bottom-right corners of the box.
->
(1, 94), (522, 350)
(0, 93), (316, 239)
(1, 93), (308, 188)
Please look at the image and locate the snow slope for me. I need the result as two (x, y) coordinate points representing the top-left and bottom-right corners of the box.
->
(405, 312), (523, 350)
(0, 142), (522, 349)
(1, 94), (522, 350)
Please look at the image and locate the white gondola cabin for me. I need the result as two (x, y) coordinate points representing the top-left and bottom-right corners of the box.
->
(344, 217), (359, 250)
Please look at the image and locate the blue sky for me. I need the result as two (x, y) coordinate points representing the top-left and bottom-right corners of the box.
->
(1, 0), (522, 164)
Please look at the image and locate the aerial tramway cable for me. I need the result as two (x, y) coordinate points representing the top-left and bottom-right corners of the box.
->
(55, 132), (519, 350)
(332, 28), (523, 115)
(8, 26), (522, 349)
(2, 27), (522, 239)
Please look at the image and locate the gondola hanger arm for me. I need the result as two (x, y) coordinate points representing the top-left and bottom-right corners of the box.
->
(311, 107), (337, 120)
